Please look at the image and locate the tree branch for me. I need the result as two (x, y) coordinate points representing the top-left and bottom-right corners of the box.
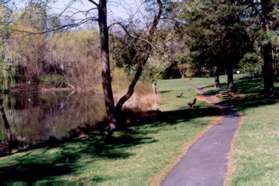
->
(108, 22), (158, 49)
(10, 17), (98, 35)
(108, 22), (139, 39)
(115, 0), (164, 111)
(88, 0), (99, 7)
(147, 0), (163, 39)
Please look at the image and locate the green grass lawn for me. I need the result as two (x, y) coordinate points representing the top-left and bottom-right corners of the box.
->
(0, 78), (216, 185)
(222, 77), (279, 186)
(158, 78), (214, 111)
(3, 75), (277, 186)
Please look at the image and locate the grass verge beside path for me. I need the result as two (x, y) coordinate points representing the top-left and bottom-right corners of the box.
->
(204, 76), (279, 186)
(0, 78), (216, 185)
(227, 102), (279, 185)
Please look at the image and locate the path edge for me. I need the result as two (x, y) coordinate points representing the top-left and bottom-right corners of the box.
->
(224, 111), (244, 186)
(149, 94), (224, 186)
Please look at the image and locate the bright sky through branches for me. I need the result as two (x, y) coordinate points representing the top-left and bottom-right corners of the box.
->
(50, 0), (146, 22)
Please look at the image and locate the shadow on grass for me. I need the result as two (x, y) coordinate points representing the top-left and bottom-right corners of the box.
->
(0, 103), (222, 184)
(0, 129), (156, 184)
(139, 107), (220, 126)
(159, 90), (173, 94)
(2, 75), (276, 184)
(207, 76), (279, 111)
(201, 83), (227, 96)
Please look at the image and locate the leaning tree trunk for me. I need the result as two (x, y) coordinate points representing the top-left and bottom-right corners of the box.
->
(115, 55), (150, 113)
(98, 0), (117, 130)
(261, 0), (274, 93)
(213, 65), (220, 88)
(227, 66), (235, 92)
(115, 0), (163, 113)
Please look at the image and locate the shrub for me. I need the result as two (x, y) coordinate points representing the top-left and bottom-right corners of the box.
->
(239, 52), (263, 76)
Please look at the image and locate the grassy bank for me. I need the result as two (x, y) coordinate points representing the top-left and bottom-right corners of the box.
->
(0, 78), (216, 185)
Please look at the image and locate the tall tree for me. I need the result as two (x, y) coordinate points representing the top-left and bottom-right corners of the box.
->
(180, 0), (252, 90)
(114, 0), (163, 114)
(8, 0), (164, 130)
(97, 0), (117, 129)
(232, 0), (278, 93)
(88, 0), (164, 130)
(261, 0), (274, 93)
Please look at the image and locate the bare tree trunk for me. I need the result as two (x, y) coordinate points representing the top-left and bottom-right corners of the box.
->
(261, 0), (274, 93)
(227, 66), (235, 92)
(273, 58), (278, 77)
(262, 41), (274, 93)
(94, 0), (163, 129)
(153, 81), (158, 96)
(115, 0), (163, 113)
(213, 65), (220, 88)
(98, 0), (117, 129)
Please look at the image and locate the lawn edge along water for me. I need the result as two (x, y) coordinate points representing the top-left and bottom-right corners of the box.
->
(0, 78), (215, 185)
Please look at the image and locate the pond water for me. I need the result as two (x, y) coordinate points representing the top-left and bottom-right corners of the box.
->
(0, 91), (106, 148)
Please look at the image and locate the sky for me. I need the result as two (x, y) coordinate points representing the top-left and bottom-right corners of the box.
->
(7, 0), (153, 30)
(49, 0), (147, 22)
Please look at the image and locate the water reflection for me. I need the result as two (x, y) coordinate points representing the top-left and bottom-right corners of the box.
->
(0, 91), (106, 150)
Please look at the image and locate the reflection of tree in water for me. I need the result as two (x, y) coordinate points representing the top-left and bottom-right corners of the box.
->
(0, 91), (106, 151)
(0, 96), (14, 152)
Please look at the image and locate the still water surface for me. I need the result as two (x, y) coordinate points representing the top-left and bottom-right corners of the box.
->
(0, 91), (106, 146)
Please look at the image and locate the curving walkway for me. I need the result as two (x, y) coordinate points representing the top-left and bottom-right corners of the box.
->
(161, 86), (241, 186)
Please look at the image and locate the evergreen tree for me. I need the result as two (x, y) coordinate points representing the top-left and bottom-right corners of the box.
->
(180, 0), (252, 90)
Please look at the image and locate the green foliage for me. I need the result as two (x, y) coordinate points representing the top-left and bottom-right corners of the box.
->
(239, 53), (263, 76)
(110, 32), (150, 76)
(180, 0), (253, 73)
(110, 35), (139, 71)
(161, 61), (182, 79)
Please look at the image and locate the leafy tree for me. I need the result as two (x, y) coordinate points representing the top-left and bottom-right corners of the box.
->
(239, 52), (263, 76)
(257, 0), (275, 93)
(233, 0), (279, 93)
(180, 0), (252, 90)
(87, 0), (165, 130)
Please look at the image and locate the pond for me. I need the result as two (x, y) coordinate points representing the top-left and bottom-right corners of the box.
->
(0, 91), (106, 152)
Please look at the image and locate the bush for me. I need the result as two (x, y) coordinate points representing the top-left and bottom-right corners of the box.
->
(239, 52), (263, 76)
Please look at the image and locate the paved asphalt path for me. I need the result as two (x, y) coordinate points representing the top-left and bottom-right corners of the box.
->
(161, 87), (241, 186)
